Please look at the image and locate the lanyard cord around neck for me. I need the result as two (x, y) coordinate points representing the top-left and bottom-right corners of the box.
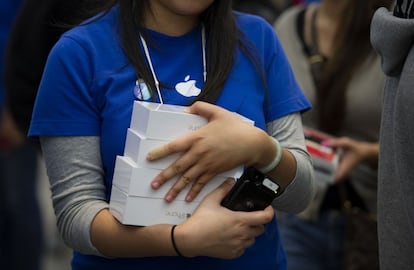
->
(138, 25), (206, 104)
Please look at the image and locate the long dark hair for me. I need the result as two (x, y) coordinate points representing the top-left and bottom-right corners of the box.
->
(315, 0), (393, 134)
(118, 0), (241, 104)
(50, 0), (114, 30)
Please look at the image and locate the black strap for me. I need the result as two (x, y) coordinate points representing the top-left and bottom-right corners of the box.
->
(307, 7), (326, 88)
(309, 7), (320, 58)
(394, 0), (414, 19)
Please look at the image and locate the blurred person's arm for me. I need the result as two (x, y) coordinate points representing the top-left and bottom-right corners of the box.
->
(325, 137), (379, 181)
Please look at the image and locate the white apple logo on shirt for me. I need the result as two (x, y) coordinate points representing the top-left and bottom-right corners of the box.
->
(175, 75), (201, 97)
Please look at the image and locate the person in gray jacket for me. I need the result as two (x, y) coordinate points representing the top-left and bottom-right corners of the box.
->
(370, 1), (414, 269)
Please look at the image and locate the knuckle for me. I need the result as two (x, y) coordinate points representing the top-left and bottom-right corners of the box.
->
(165, 142), (177, 153)
(174, 164), (182, 173)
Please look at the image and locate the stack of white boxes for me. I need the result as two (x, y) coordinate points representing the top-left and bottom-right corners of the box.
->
(109, 101), (252, 226)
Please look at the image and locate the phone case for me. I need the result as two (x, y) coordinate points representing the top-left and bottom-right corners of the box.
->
(221, 167), (280, 211)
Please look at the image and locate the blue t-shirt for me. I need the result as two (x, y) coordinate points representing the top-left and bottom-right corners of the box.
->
(29, 6), (310, 270)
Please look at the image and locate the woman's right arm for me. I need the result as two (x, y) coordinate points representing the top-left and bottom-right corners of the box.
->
(40, 136), (274, 258)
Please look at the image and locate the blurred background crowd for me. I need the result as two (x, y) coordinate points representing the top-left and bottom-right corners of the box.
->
(0, 0), (403, 270)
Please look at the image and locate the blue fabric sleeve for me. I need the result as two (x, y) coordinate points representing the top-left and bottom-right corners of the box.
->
(29, 36), (101, 137)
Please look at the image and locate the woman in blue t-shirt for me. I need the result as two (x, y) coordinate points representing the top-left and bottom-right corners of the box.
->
(29, 1), (314, 269)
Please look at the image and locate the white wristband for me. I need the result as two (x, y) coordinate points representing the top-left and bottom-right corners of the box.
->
(258, 137), (282, 174)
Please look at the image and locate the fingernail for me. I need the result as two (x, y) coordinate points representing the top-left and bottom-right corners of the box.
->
(151, 181), (160, 189)
(165, 194), (174, 202)
(185, 194), (193, 202)
(146, 153), (153, 161)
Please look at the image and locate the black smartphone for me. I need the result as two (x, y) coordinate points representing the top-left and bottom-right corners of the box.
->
(221, 167), (281, 211)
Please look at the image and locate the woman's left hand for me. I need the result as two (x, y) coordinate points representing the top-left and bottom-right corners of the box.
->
(325, 137), (379, 182)
(147, 101), (273, 202)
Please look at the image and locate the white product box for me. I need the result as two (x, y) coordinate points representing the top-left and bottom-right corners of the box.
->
(304, 127), (339, 184)
(130, 101), (255, 140)
(124, 128), (243, 178)
(130, 101), (208, 140)
(109, 156), (235, 226)
(110, 185), (202, 226)
(109, 101), (255, 226)
(112, 155), (228, 202)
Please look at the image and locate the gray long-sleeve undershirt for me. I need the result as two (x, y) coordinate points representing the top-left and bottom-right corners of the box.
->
(39, 112), (314, 256)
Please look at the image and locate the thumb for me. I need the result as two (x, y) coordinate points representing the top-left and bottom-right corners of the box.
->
(204, 178), (236, 202)
(185, 101), (219, 121)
